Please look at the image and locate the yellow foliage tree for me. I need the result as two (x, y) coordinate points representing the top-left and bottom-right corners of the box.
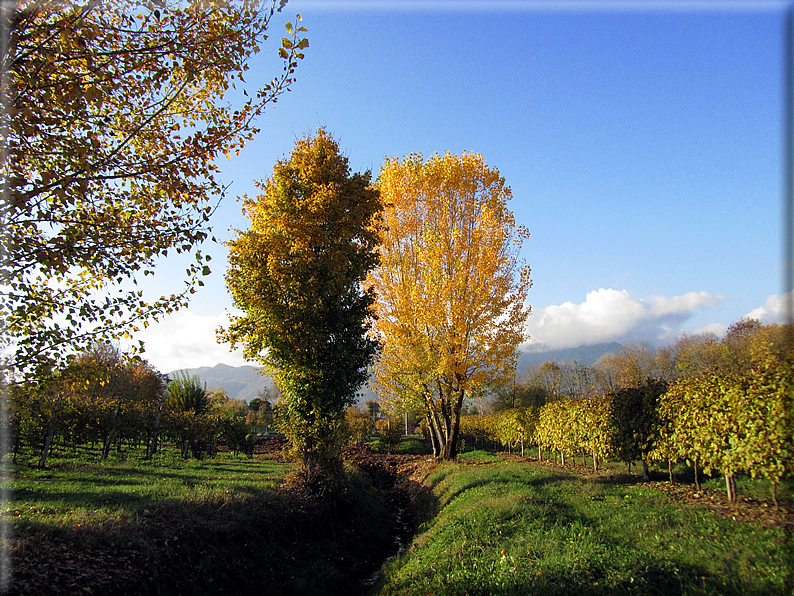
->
(221, 130), (382, 491)
(370, 152), (531, 459)
(2, 0), (307, 375)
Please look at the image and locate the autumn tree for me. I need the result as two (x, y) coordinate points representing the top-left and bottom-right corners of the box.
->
(655, 332), (719, 382)
(220, 130), (382, 491)
(525, 360), (596, 401)
(9, 342), (166, 465)
(345, 405), (372, 445)
(741, 323), (793, 508)
(535, 398), (578, 465)
(491, 378), (548, 412)
(1, 0), (307, 377)
(609, 378), (667, 480)
(603, 341), (660, 390)
(371, 152), (531, 460)
(67, 343), (165, 461)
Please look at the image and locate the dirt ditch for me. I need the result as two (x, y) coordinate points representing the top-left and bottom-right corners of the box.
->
(341, 444), (434, 593)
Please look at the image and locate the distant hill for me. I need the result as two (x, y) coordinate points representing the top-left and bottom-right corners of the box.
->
(172, 346), (622, 402)
(169, 363), (276, 402)
(170, 363), (378, 404)
(516, 342), (622, 376)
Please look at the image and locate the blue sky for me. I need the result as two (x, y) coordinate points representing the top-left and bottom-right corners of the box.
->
(125, 0), (791, 373)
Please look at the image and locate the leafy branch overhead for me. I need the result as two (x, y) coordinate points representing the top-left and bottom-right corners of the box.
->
(0, 0), (307, 376)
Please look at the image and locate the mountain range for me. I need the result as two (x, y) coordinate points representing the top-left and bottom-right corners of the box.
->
(516, 342), (622, 376)
(173, 343), (622, 402)
(170, 363), (276, 403)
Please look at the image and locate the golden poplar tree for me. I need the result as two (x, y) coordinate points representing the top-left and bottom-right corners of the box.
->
(221, 130), (381, 490)
(370, 152), (531, 459)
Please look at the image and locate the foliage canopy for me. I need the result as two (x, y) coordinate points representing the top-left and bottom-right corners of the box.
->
(1, 0), (307, 376)
(221, 129), (382, 490)
(371, 151), (531, 459)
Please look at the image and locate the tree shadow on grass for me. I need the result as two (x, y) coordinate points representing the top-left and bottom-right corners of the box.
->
(5, 469), (399, 596)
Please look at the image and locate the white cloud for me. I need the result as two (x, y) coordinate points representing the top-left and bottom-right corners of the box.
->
(648, 291), (724, 317)
(523, 288), (725, 351)
(121, 309), (250, 373)
(691, 322), (728, 337)
(745, 291), (793, 324)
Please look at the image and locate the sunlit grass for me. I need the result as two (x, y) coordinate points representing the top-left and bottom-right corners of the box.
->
(5, 448), (292, 528)
(377, 458), (791, 596)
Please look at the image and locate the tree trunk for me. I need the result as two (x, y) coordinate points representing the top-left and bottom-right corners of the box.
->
(146, 405), (163, 461)
(725, 473), (736, 502)
(183, 413), (197, 459)
(39, 394), (63, 468)
(426, 413), (439, 457)
(430, 410), (446, 458)
(641, 458), (650, 482)
(772, 481), (779, 510)
(592, 451), (598, 473)
(560, 451), (565, 466)
(101, 402), (121, 461)
(302, 435), (319, 489)
(39, 409), (59, 468)
(440, 417), (458, 459)
(438, 385), (465, 460)
(668, 460), (674, 483)
(694, 458), (701, 491)
(210, 415), (220, 458)
(538, 447), (542, 462)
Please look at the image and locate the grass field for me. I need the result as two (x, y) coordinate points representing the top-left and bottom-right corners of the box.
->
(8, 447), (291, 522)
(3, 447), (393, 596)
(375, 451), (793, 596)
(5, 444), (793, 595)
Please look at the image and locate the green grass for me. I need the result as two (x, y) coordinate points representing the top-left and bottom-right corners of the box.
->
(5, 448), (394, 596)
(398, 436), (433, 455)
(7, 448), (291, 525)
(376, 457), (792, 596)
(458, 449), (501, 463)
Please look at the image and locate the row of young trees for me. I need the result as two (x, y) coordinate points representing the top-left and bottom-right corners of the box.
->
(8, 343), (270, 465)
(456, 321), (793, 508)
